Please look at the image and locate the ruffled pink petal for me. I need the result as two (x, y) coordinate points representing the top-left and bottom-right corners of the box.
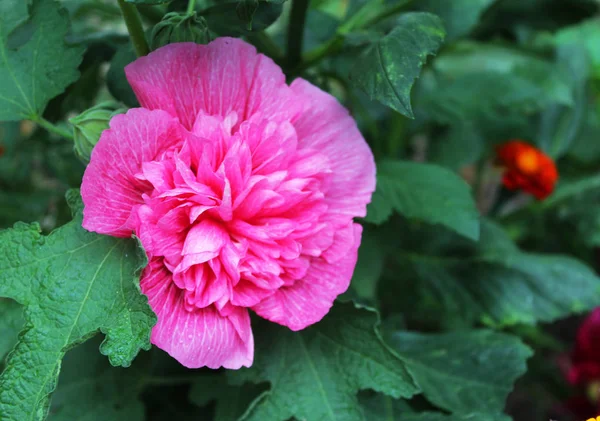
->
(140, 258), (253, 369)
(290, 79), (376, 220)
(252, 224), (362, 331)
(81, 109), (184, 237)
(125, 38), (303, 130)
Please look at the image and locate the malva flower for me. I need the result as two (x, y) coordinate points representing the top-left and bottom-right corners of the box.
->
(80, 38), (376, 369)
(569, 308), (600, 385)
(495, 140), (558, 200)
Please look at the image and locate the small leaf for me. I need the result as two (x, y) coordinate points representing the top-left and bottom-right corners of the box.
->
(349, 12), (445, 118)
(230, 302), (418, 421)
(365, 160), (480, 240)
(0, 198), (156, 420)
(0, 0), (84, 121)
(387, 330), (532, 414)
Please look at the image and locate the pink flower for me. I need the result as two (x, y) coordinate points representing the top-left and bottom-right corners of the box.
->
(569, 308), (600, 385)
(80, 38), (376, 369)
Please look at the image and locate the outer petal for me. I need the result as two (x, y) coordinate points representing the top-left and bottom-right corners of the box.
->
(140, 258), (253, 369)
(81, 109), (184, 237)
(125, 38), (302, 130)
(252, 224), (362, 331)
(290, 79), (376, 220)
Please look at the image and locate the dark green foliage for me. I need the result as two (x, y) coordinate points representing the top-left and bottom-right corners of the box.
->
(1, 0), (600, 420)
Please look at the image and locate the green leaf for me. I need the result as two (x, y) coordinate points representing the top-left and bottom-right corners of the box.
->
(382, 219), (600, 328)
(536, 45), (589, 158)
(230, 302), (418, 421)
(416, 42), (573, 128)
(0, 299), (24, 361)
(0, 0), (84, 121)
(349, 12), (445, 118)
(350, 227), (385, 301)
(552, 17), (600, 77)
(0, 203), (156, 420)
(569, 99), (600, 164)
(359, 390), (414, 421)
(387, 330), (532, 414)
(106, 43), (140, 108)
(360, 391), (513, 421)
(541, 173), (600, 209)
(200, 0), (285, 36)
(365, 160), (480, 240)
(47, 338), (146, 421)
(414, 0), (496, 41)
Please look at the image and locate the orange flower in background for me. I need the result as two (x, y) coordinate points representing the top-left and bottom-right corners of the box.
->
(495, 140), (558, 200)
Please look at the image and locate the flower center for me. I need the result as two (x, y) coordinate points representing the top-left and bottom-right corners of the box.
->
(516, 149), (539, 175)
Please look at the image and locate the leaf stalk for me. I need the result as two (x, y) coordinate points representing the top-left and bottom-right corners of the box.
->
(117, 0), (150, 57)
(33, 116), (74, 140)
(287, 0), (310, 69)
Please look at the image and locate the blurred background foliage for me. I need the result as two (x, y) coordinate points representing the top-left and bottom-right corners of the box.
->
(2, 0), (600, 420)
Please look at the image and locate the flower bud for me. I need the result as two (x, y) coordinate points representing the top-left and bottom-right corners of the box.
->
(150, 12), (211, 51)
(69, 102), (125, 163)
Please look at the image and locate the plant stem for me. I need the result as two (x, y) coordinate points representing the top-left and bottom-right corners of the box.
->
(388, 112), (406, 157)
(286, 0), (310, 69)
(187, 0), (196, 15)
(33, 116), (73, 140)
(117, 0), (149, 57)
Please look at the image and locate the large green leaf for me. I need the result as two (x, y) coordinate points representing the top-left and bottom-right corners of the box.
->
(551, 17), (600, 77)
(387, 330), (532, 414)
(360, 392), (512, 421)
(382, 219), (600, 328)
(47, 338), (146, 421)
(0, 195), (156, 421)
(415, 42), (573, 131)
(349, 12), (445, 118)
(414, 0), (496, 40)
(360, 391), (413, 421)
(365, 160), (480, 241)
(0, 299), (24, 361)
(229, 302), (418, 421)
(0, 0), (84, 121)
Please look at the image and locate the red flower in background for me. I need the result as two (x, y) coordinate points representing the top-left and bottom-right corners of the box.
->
(496, 140), (558, 200)
(569, 309), (600, 385)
